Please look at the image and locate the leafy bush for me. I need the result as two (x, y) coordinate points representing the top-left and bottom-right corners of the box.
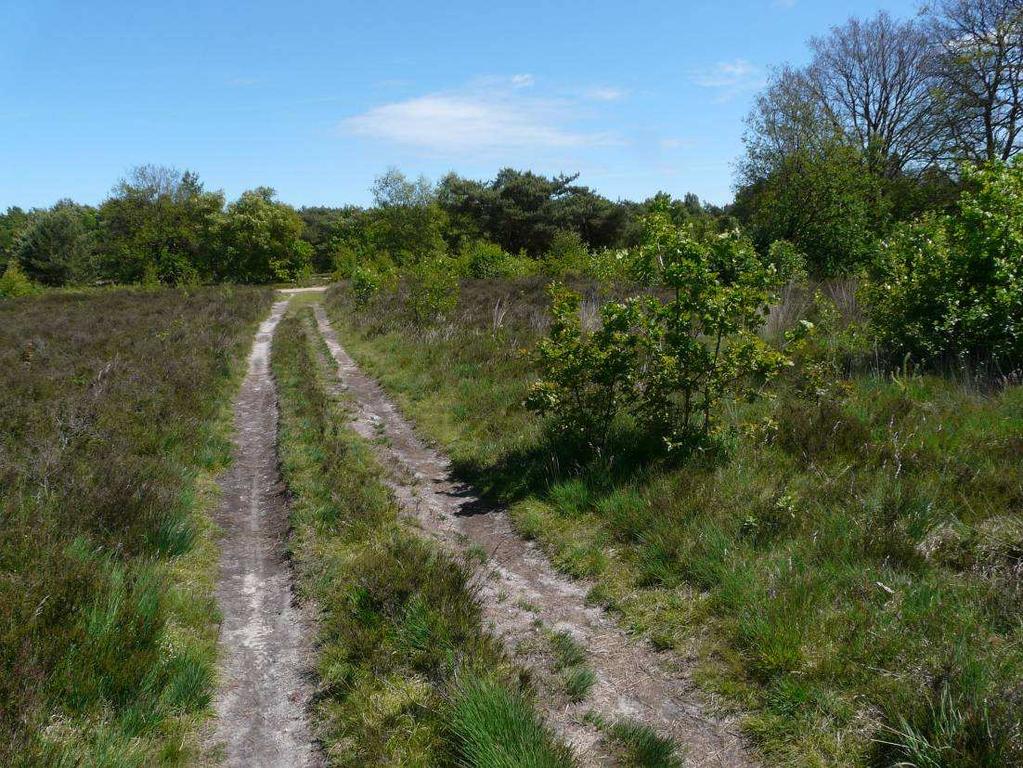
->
(459, 239), (536, 279)
(351, 265), (384, 308)
(528, 212), (787, 455)
(542, 230), (589, 277)
(405, 257), (460, 325)
(638, 218), (787, 448)
(526, 284), (645, 454)
(864, 160), (1023, 369)
(0, 261), (38, 298)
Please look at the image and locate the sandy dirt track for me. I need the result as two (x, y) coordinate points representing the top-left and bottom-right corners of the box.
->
(313, 302), (758, 768)
(209, 298), (321, 768)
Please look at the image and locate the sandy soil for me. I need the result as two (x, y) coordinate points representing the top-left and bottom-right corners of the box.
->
(312, 303), (759, 768)
(208, 299), (322, 768)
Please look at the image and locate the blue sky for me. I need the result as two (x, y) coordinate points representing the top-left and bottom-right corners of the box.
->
(1, 0), (921, 209)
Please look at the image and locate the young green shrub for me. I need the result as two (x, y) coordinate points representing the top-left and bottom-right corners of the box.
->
(638, 218), (787, 450)
(528, 213), (787, 456)
(0, 260), (39, 298)
(863, 159), (1023, 370)
(459, 239), (536, 279)
(542, 230), (589, 277)
(587, 247), (642, 284)
(351, 265), (383, 309)
(405, 257), (460, 325)
(330, 244), (359, 280)
(767, 239), (808, 283)
(525, 283), (646, 455)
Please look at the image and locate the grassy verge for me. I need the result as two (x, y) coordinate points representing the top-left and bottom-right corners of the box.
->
(324, 280), (1023, 768)
(0, 286), (273, 767)
(271, 307), (573, 767)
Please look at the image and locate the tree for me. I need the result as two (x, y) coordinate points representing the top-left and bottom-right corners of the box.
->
(298, 205), (360, 272)
(0, 207), (30, 270)
(807, 12), (940, 176)
(97, 165), (223, 284)
(368, 169), (446, 265)
(216, 187), (312, 283)
(734, 139), (888, 275)
(15, 201), (96, 286)
(437, 169), (631, 257)
(927, 0), (1023, 163)
(744, 13), (940, 184)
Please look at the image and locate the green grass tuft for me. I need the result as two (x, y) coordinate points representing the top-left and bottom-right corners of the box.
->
(448, 677), (575, 768)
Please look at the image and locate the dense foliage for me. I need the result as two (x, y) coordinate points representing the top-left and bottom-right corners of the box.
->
(2, 167), (311, 289)
(864, 160), (1023, 368)
(736, 0), (1023, 277)
(527, 211), (786, 455)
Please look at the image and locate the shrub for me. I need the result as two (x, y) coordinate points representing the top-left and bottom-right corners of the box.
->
(767, 239), (808, 283)
(636, 213), (788, 450)
(587, 247), (643, 284)
(863, 160), (1023, 370)
(542, 230), (589, 277)
(351, 265), (384, 308)
(528, 212), (787, 456)
(0, 260), (38, 299)
(405, 257), (460, 325)
(459, 240), (536, 279)
(525, 284), (645, 454)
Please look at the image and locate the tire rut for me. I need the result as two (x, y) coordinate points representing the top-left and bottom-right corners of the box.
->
(209, 299), (321, 768)
(312, 303), (758, 768)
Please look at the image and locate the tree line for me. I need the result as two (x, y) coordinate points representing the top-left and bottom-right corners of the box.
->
(0, 166), (312, 288)
(0, 165), (728, 291)
(735, 0), (1023, 275)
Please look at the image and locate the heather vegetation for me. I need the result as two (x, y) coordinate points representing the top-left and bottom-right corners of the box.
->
(0, 287), (271, 766)
(3, 1), (1023, 766)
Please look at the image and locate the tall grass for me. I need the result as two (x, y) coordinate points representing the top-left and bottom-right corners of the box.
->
(0, 286), (272, 766)
(325, 278), (1023, 767)
(271, 309), (573, 767)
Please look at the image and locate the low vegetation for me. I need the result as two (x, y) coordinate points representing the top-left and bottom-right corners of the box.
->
(0, 286), (272, 766)
(323, 182), (1023, 767)
(271, 308), (572, 767)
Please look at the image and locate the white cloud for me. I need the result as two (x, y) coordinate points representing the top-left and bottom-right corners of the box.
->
(342, 83), (617, 154)
(690, 59), (766, 100)
(511, 73), (536, 88)
(585, 86), (627, 101)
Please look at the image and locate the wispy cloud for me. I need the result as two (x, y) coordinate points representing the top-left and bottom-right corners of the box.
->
(689, 59), (766, 101)
(342, 78), (618, 155)
(511, 73), (535, 88)
(585, 86), (628, 102)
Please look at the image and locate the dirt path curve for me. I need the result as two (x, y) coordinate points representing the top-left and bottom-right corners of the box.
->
(312, 304), (758, 768)
(210, 297), (321, 768)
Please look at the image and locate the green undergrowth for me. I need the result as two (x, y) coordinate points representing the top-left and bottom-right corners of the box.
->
(0, 286), (273, 766)
(270, 307), (573, 767)
(324, 280), (1023, 768)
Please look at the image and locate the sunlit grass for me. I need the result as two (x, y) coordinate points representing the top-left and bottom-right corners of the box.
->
(325, 279), (1023, 767)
